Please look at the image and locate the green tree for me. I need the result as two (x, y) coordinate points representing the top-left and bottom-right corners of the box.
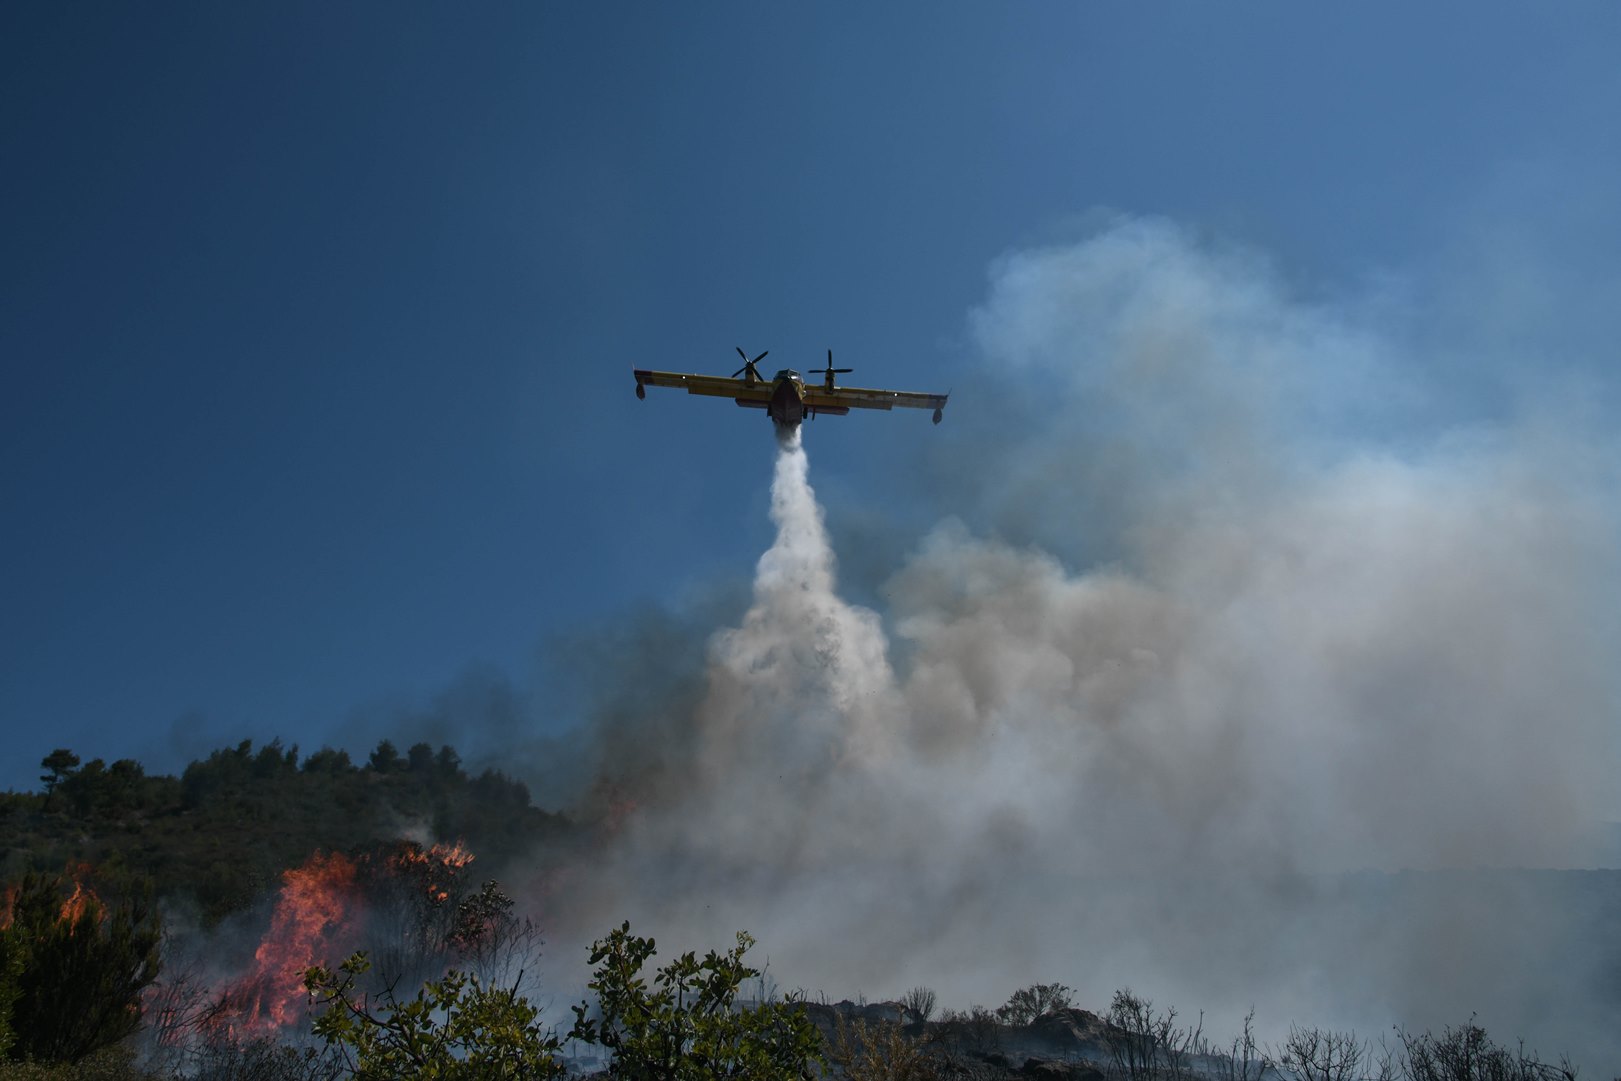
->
(180, 740), (255, 809)
(302, 746), (355, 774)
(252, 738), (298, 779)
(407, 742), (437, 773)
(306, 952), (564, 1081)
(3, 873), (162, 1063)
(470, 769), (530, 809)
(103, 759), (147, 818)
(59, 758), (150, 821)
(368, 740), (402, 773)
(38, 749), (80, 811)
(61, 758), (106, 818)
(569, 922), (824, 1081)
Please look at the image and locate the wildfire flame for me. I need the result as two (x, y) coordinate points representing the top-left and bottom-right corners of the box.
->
(0, 870), (102, 932)
(203, 839), (479, 1038)
(389, 840), (474, 904)
(212, 850), (361, 1036)
(59, 878), (103, 927)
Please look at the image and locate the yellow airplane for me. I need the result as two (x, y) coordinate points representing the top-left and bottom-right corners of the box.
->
(634, 349), (949, 430)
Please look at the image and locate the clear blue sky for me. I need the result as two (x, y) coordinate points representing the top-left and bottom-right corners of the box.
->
(5, 4), (1620, 791)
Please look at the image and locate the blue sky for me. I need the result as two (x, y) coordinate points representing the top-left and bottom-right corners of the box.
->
(5, 4), (1620, 792)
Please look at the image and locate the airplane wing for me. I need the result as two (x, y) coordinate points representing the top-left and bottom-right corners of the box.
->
(633, 369), (773, 406)
(803, 385), (949, 414)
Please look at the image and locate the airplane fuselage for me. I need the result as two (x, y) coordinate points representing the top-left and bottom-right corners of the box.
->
(764, 370), (810, 429)
(733, 368), (818, 429)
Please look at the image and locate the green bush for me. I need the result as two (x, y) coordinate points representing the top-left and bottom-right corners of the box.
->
(306, 952), (563, 1081)
(3, 874), (161, 1064)
(569, 922), (824, 1081)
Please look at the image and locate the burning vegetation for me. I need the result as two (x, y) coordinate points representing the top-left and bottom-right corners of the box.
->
(0, 869), (160, 1064)
(204, 850), (362, 1038)
(1, 737), (585, 1075)
(2, 742), (1611, 1080)
(177, 840), (506, 1044)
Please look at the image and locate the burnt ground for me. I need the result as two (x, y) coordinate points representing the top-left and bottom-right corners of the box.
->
(805, 1002), (1113, 1081)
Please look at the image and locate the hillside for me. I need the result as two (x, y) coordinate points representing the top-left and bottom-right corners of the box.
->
(1, 740), (575, 922)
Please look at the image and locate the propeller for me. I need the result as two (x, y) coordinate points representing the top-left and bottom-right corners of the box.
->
(733, 347), (769, 380)
(814, 349), (852, 385)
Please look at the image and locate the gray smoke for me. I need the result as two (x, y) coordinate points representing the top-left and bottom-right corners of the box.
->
(541, 218), (1621, 1067)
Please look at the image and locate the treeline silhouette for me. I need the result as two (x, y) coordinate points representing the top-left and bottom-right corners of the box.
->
(3, 740), (572, 922)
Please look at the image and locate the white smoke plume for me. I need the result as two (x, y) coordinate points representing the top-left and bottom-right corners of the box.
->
(541, 218), (1621, 1067)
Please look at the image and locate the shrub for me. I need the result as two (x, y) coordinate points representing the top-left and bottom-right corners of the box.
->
(901, 987), (937, 1025)
(569, 921), (824, 1081)
(996, 983), (1073, 1026)
(306, 952), (562, 1080)
(3, 874), (161, 1063)
(829, 1015), (938, 1081)
(1397, 1018), (1576, 1081)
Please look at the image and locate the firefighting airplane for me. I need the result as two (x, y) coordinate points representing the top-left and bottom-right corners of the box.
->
(633, 348), (949, 430)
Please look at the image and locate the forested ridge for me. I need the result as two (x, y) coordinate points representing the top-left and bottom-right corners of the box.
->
(2, 740), (573, 923)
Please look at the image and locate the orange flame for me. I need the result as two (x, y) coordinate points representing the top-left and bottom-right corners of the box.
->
(0, 872), (101, 932)
(59, 879), (102, 927)
(213, 850), (361, 1036)
(202, 840), (482, 1038)
(389, 840), (474, 904)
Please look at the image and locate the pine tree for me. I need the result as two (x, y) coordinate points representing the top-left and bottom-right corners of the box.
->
(38, 749), (80, 811)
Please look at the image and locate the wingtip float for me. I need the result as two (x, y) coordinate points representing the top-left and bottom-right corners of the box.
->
(633, 348), (949, 431)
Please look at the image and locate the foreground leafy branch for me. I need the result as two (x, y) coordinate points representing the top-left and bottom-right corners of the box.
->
(305, 952), (563, 1080)
(569, 921), (824, 1081)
